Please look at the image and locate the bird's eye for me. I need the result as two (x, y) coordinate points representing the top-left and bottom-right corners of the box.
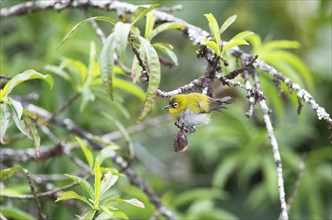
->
(172, 102), (179, 108)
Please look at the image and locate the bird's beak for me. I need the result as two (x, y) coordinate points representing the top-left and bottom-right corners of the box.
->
(163, 105), (170, 109)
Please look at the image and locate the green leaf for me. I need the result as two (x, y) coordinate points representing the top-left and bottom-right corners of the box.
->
(172, 188), (227, 208)
(114, 78), (146, 100)
(76, 137), (94, 170)
(94, 160), (102, 204)
(44, 64), (71, 81)
(8, 98), (23, 119)
(262, 40), (300, 51)
(112, 211), (129, 220)
(204, 13), (221, 55)
(7, 104), (31, 139)
(100, 172), (119, 194)
(123, 198), (145, 208)
(58, 16), (116, 49)
(203, 38), (220, 55)
(114, 197), (145, 209)
(144, 12), (155, 39)
(0, 167), (25, 181)
(87, 41), (99, 82)
(0, 206), (35, 220)
(137, 36), (161, 122)
(103, 113), (134, 158)
(246, 34), (262, 53)
(1, 70), (53, 99)
(212, 158), (238, 188)
(82, 209), (97, 220)
(0, 103), (10, 143)
(232, 31), (255, 40)
(265, 50), (314, 91)
(99, 206), (114, 219)
(222, 39), (249, 55)
(65, 174), (94, 199)
(113, 22), (131, 59)
(55, 191), (90, 205)
(80, 87), (95, 111)
(131, 51), (144, 84)
(131, 4), (158, 26)
(220, 15), (237, 35)
(100, 33), (115, 100)
(153, 42), (178, 66)
(96, 145), (120, 165)
(23, 116), (41, 157)
(149, 22), (184, 41)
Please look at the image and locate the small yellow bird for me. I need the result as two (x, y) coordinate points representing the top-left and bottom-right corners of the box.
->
(164, 93), (232, 133)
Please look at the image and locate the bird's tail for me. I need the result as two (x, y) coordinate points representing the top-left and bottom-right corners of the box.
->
(209, 96), (232, 112)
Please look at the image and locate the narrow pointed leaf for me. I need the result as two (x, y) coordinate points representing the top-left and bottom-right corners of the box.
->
(203, 38), (220, 55)
(123, 198), (145, 208)
(23, 116), (41, 157)
(232, 31), (255, 40)
(100, 34), (115, 100)
(103, 113), (134, 158)
(222, 39), (248, 55)
(96, 145), (120, 165)
(263, 40), (300, 51)
(113, 22), (131, 59)
(0, 103), (10, 143)
(65, 174), (94, 198)
(8, 98), (23, 119)
(149, 23), (184, 41)
(80, 87), (95, 111)
(0, 167), (25, 181)
(44, 64), (71, 81)
(81, 209), (97, 220)
(55, 191), (90, 205)
(0, 206), (35, 220)
(144, 12), (155, 39)
(137, 37), (161, 122)
(131, 52), (144, 84)
(204, 13), (221, 54)
(220, 15), (237, 35)
(113, 211), (129, 220)
(2, 70), (53, 98)
(7, 104), (30, 138)
(94, 160), (102, 203)
(99, 206), (114, 219)
(58, 16), (116, 49)
(76, 137), (94, 170)
(114, 78), (145, 100)
(100, 172), (119, 194)
(153, 42), (178, 66)
(131, 5), (158, 26)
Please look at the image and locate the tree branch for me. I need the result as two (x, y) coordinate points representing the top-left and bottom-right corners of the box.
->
(252, 71), (288, 220)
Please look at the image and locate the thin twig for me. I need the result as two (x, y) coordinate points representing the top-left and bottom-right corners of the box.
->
(252, 71), (288, 220)
(47, 92), (80, 122)
(24, 171), (47, 220)
(82, 8), (106, 44)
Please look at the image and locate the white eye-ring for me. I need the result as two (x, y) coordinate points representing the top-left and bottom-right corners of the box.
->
(172, 102), (179, 108)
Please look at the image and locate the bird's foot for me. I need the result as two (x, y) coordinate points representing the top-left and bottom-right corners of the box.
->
(174, 122), (196, 134)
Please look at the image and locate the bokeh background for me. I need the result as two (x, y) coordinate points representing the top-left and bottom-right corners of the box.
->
(1, 0), (331, 219)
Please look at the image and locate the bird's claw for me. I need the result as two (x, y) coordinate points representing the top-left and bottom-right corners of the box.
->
(174, 121), (196, 134)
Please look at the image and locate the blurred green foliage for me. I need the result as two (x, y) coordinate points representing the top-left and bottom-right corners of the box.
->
(1, 0), (331, 220)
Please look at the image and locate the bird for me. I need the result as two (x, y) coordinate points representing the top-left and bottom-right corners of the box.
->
(164, 93), (232, 133)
